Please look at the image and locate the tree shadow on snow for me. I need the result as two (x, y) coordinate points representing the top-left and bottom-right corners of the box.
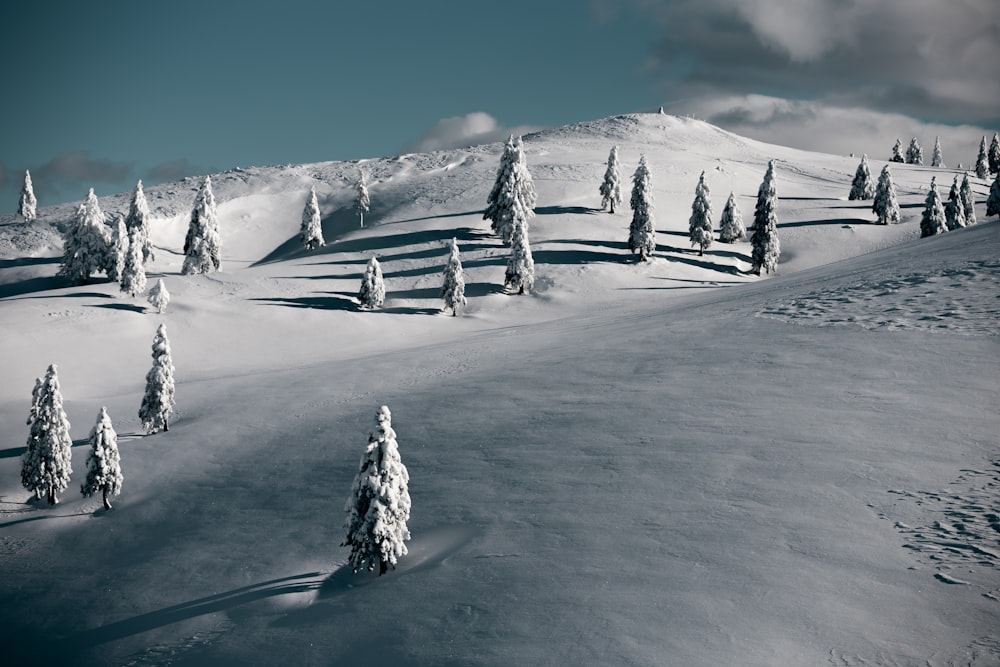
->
(91, 302), (147, 314)
(249, 292), (358, 312)
(534, 205), (602, 216)
(777, 217), (880, 229)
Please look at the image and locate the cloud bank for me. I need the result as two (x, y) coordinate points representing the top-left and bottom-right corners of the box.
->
(402, 112), (544, 154)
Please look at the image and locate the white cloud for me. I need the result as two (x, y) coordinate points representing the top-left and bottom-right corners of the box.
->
(402, 112), (544, 154)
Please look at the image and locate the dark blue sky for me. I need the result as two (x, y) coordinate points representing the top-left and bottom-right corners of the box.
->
(2, 0), (996, 213)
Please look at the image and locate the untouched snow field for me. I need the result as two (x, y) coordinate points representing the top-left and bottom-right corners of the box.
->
(1, 114), (998, 666)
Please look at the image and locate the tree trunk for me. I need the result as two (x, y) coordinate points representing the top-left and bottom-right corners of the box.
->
(47, 487), (57, 505)
(699, 247), (704, 257)
(163, 416), (169, 432)
(102, 488), (112, 511)
(379, 559), (388, 576)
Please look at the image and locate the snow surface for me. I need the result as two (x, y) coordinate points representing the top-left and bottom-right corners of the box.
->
(0, 113), (998, 666)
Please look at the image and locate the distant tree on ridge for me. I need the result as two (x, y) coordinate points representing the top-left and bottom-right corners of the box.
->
(355, 172), (370, 228)
(19, 170), (37, 221)
(890, 139), (904, 163)
(931, 136), (944, 168)
(599, 146), (622, 213)
(906, 137), (923, 165)
(300, 186), (325, 250)
(974, 136), (989, 179)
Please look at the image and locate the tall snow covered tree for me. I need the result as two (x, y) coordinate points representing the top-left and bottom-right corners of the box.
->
(599, 146), (622, 213)
(890, 139), (904, 163)
(960, 173), (976, 226)
(905, 137), (923, 165)
(23, 377), (43, 499)
(718, 191), (745, 243)
(139, 324), (176, 433)
(872, 165), (901, 225)
(18, 170), (37, 221)
(182, 176), (221, 275)
(931, 136), (944, 168)
(120, 226), (147, 297)
(107, 214), (129, 282)
(484, 135), (536, 244)
(848, 154), (875, 200)
(751, 160), (780, 275)
(60, 188), (111, 284)
(628, 155), (655, 261)
(343, 405), (411, 576)
(300, 186), (325, 250)
(944, 195), (966, 231)
(81, 407), (123, 510)
(148, 278), (170, 314)
(125, 180), (154, 264)
(355, 173), (370, 228)
(988, 132), (1000, 175)
(21, 365), (73, 505)
(441, 237), (467, 315)
(919, 177), (948, 238)
(974, 136), (989, 179)
(504, 218), (535, 295)
(358, 256), (385, 309)
(986, 171), (1000, 217)
(688, 171), (713, 256)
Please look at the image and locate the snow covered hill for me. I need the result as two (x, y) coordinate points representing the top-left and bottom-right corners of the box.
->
(1, 113), (997, 666)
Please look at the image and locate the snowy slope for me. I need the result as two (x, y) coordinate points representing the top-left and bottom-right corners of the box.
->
(1, 113), (998, 666)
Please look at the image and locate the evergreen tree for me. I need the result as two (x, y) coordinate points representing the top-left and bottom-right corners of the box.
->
(974, 136), (989, 179)
(890, 139), (904, 163)
(944, 196), (966, 231)
(751, 160), (781, 275)
(139, 324), (176, 433)
(988, 132), (1000, 175)
(81, 407), (123, 510)
(107, 214), (129, 282)
(355, 173), (371, 228)
(931, 136), (944, 167)
(872, 165), (901, 225)
(358, 256), (385, 309)
(960, 173), (976, 226)
(504, 218), (535, 295)
(947, 175), (960, 202)
(300, 186), (325, 250)
(23, 377), (43, 500)
(718, 191), (746, 243)
(440, 237), (467, 315)
(181, 176), (221, 275)
(986, 171), (1000, 217)
(688, 171), (713, 256)
(120, 226), (147, 297)
(919, 177), (947, 238)
(60, 188), (111, 284)
(848, 154), (875, 200)
(627, 155), (655, 261)
(21, 365), (73, 505)
(599, 146), (622, 213)
(148, 278), (170, 314)
(342, 405), (411, 576)
(18, 170), (37, 221)
(125, 180), (154, 264)
(484, 135), (536, 244)
(905, 137), (923, 165)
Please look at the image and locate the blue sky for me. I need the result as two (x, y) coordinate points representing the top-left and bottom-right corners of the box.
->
(2, 0), (997, 213)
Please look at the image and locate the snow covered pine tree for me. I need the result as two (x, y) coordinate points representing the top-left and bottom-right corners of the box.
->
(148, 278), (170, 313)
(182, 175), (221, 274)
(21, 365), (73, 505)
(120, 225), (147, 297)
(920, 177), (948, 238)
(600, 146), (622, 213)
(19, 170), (37, 221)
(22, 377), (43, 499)
(358, 256), (385, 309)
(139, 324), (176, 433)
(355, 172), (370, 228)
(751, 160), (780, 275)
(960, 173), (977, 226)
(974, 136), (989, 180)
(107, 214), (129, 282)
(484, 135), (536, 244)
(906, 137), (923, 165)
(504, 218), (535, 294)
(301, 186), (325, 250)
(890, 139), (904, 163)
(441, 238), (467, 315)
(872, 165), (901, 225)
(688, 171), (713, 256)
(848, 154), (875, 200)
(931, 136), (945, 168)
(944, 176), (966, 230)
(343, 405), (411, 576)
(987, 170), (1000, 217)
(60, 188), (111, 284)
(126, 179), (155, 263)
(81, 407), (123, 510)
(989, 133), (1000, 175)
(628, 155), (655, 261)
(718, 192), (746, 243)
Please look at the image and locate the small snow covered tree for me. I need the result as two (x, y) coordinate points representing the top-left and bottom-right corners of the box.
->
(355, 172), (370, 228)
(342, 405), (411, 576)
(148, 278), (170, 313)
(872, 165), (901, 225)
(751, 160), (780, 275)
(599, 146), (623, 213)
(905, 137), (923, 165)
(107, 214), (129, 282)
(484, 135), (536, 244)
(504, 217), (535, 295)
(300, 186), (325, 250)
(441, 238), (467, 315)
(986, 171), (1000, 217)
(688, 171), (713, 256)
(848, 154), (875, 200)
(919, 177), (947, 238)
(21, 364), (73, 505)
(628, 155), (655, 261)
(974, 136), (989, 179)
(139, 324), (176, 433)
(81, 407), (123, 510)
(944, 195), (966, 231)
(989, 133), (1000, 175)
(947, 175), (960, 202)
(960, 173), (976, 226)
(120, 226), (147, 297)
(60, 188), (111, 284)
(358, 256), (385, 309)
(182, 175), (221, 275)
(931, 136), (944, 168)
(18, 170), (37, 221)
(890, 139), (904, 163)
(718, 192), (745, 243)
(125, 180), (154, 264)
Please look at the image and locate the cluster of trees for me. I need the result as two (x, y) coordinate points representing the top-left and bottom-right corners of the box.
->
(889, 133), (1000, 179)
(20, 324), (175, 508)
(920, 173), (980, 238)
